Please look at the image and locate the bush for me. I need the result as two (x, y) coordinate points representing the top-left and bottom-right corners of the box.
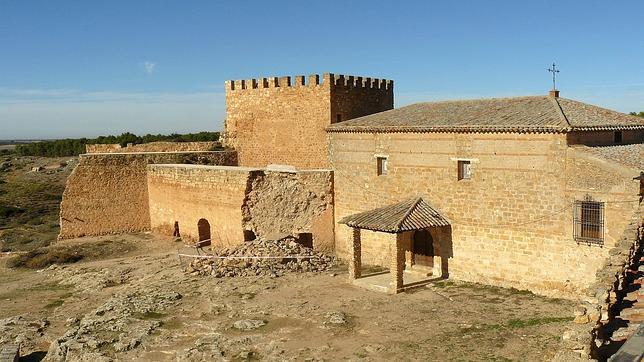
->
(0, 204), (23, 218)
(6, 239), (137, 268)
(7, 247), (84, 269)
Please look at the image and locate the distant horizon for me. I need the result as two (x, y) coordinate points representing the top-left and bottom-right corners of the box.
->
(2, 1), (643, 139)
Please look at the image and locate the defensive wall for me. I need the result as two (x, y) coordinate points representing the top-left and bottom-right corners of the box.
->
(147, 165), (334, 251)
(328, 131), (641, 298)
(59, 151), (237, 239)
(85, 141), (220, 154)
(223, 73), (393, 169)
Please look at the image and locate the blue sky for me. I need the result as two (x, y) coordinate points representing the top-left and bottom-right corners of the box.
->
(1, 0), (643, 139)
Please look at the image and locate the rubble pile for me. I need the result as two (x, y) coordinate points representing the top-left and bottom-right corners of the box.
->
(185, 237), (336, 278)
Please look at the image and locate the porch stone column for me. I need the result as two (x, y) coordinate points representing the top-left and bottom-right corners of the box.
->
(390, 233), (405, 294)
(348, 227), (361, 280)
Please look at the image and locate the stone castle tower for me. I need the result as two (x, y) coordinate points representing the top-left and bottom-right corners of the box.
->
(222, 73), (394, 169)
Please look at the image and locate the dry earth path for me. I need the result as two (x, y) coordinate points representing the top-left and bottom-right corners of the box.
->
(0, 234), (577, 361)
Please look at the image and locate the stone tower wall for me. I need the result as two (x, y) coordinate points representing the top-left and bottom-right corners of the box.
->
(223, 73), (393, 169)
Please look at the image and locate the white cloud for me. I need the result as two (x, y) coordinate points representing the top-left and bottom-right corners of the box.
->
(143, 61), (156, 74)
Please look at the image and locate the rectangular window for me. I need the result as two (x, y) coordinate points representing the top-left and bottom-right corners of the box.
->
(573, 198), (604, 245)
(457, 160), (471, 180)
(614, 131), (623, 144)
(377, 156), (388, 176)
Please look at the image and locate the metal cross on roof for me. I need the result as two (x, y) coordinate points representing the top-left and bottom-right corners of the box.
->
(547, 62), (560, 90)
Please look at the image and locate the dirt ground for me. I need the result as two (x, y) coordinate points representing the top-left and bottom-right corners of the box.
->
(0, 234), (576, 361)
(0, 156), (577, 361)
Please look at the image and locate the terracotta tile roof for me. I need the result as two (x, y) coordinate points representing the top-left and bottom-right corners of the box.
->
(338, 197), (451, 233)
(556, 98), (644, 130)
(327, 96), (644, 133)
(575, 144), (644, 171)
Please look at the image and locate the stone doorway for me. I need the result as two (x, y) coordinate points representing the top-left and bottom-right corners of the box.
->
(412, 229), (434, 268)
(197, 218), (211, 242)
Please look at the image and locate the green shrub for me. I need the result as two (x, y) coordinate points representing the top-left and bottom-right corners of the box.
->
(0, 204), (23, 218)
(14, 131), (220, 157)
(7, 247), (84, 269)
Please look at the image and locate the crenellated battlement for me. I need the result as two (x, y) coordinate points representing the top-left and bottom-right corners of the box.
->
(225, 73), (393, 92)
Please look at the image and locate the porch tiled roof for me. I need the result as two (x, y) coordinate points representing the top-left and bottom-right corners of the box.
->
(338, 197), (450, 233)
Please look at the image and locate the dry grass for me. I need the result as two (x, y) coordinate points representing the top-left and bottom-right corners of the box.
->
(7, 239), (137, 269)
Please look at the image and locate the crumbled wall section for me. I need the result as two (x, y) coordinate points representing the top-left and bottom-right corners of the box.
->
(242, 170), (334, 252)
(147, 166), (334, 251)
(59, 151), (237, 239)
(85, 141), (221, 154)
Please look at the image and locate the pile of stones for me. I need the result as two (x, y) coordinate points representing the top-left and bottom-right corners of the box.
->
(185, 236), (336, 278)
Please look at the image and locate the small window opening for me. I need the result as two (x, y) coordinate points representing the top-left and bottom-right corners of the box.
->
(377, 156), (388, 176)
(457, 160), (471, 180)
(243, 230), (256, 241)
(298, 233), (313, 248)
(573, 196), (604, 245)
(336, 114), (342, 123)
(614, 130), (623, 144)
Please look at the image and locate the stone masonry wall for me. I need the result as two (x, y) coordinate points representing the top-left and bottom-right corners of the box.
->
(223, 73), (392, 169)
(147, 165), (334, 251)
(85, 141), (220, 154)
(59, 151), (236, 239)
(328, 131), (641, 298)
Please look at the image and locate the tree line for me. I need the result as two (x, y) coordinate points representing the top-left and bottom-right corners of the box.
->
(14, 131), (220, 157)
(630, 111), (644, 118)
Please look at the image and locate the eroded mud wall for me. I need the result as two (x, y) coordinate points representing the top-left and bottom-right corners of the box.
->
(85, 141), (220, 153)
(59, 151), (236, 239)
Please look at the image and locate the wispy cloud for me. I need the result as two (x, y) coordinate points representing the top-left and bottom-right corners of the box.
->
(142, 61), (156, 74)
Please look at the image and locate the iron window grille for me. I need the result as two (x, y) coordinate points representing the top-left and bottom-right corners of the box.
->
(573, 196), (604, 246)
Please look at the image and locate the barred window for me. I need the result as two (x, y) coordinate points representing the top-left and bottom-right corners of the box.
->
(573, 197), (604, 245)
